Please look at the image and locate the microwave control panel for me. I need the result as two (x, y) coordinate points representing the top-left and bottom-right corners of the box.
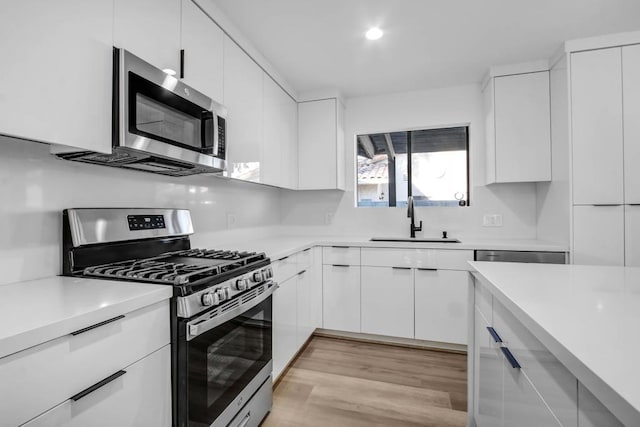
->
(127, 214), (166, 230)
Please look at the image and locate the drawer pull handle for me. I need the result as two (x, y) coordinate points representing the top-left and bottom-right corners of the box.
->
(237, 411), (251, 427)
(71, 370), (126, 401)
(501, 347), (521, 369)
(417, 268), (438, 271)
(486, 326), (502, 343)
(303, 248), (311, 252)
(298, 269), (307, 275)
(277, 256), (289, 261)
(70, 315), (125, 336)
(331, 246), (349, 249)
(392, 267), (411, 270)
(332, 264), (349, 268)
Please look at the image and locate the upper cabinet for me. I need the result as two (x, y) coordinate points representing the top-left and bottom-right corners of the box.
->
(484, 69), (551, 184)
(263, 75), (298, 189)
(113, 0), (181, 72)
(623, 44), (640, 205)
(181, 0), (224, 102)
(571, 48), (624, 205)
(298, 98), (345, 190)
(0, 0), (113, 153)
(223, 35), (264, 183)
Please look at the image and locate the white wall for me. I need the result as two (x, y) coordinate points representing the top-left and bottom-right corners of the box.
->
(0, 136), (282, 286)
(536, 55), (571, 244)
(281, 84), (539, 239)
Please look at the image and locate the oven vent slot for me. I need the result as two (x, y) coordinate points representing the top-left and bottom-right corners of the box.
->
(219, 298), (240, 313)
(240, 284), (266, 304)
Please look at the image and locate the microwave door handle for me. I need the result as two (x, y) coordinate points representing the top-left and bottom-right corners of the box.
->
(187, 282), (277, 340)
(212, 111), (219, 156)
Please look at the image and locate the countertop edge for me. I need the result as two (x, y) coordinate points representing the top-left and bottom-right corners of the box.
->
(0, 285), (172, 360)
(469, 263), (640, 426)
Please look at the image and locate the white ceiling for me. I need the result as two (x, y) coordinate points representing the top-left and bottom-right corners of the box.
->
(211, 0), (640, 98)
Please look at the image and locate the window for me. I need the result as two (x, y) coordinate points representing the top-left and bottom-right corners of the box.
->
(356, 126), (469, 207)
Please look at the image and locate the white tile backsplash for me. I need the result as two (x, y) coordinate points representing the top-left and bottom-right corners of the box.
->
(0, 136), (281, 285)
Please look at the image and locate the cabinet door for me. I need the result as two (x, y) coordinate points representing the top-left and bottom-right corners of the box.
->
(298, 99), (338, 189)
(623, 44), (640, 204)
(114, 0), (181, 72)
(181, 0), (223, 102)
(625, 205), (640, 267)
(310, 248), (323, 328)
(361, 266), (414, 338)
(577, 382), (624, 427)
(573, 205), (624, 265)
(415, 269), (469, 345)
(0, 0), (112, 152)
(475, 307), (503, 427)
(263, 74), (297, 188)
(23, 345), (171, 427)
(494, 72), (551, 182)
(296, 269), (314, 346)
(223, 36), (263, 182)
(272, 276), (297, 379)
(322, 265), (360, 333)
(571, 48), (624, 205)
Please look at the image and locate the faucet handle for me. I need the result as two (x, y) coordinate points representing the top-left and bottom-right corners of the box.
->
(415, 220), (423, 232)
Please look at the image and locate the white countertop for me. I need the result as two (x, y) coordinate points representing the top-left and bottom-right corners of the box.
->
(209, 235), (568, 260)
(0, 276), (172, 359)
(470, 261), (640, 426)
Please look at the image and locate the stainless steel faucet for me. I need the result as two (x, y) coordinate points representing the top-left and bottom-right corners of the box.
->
(407, 196), (422, 238)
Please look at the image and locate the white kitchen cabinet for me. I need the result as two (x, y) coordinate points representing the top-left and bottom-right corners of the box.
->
(571, 48), (624, 205)
(572, 205), (624, 265)
(625, 205), (640, 267)
(181, 0), (224, 102)
(0, 0), (112, 153)
(296, 269), (314, 346)
(263, 74), (298, 188)
(23, 345), (171, 427)
(298, 98), (345, 190)
(322, 246), (361, 266)
(310, 248), (323, 329)
(322, 264), (361, 333)
(486, 71), (551, 183)
(114, 0), (181, 72)
(474, 307), (503, 427)
(272, 275), (298, 380)
(577, 382), (624, 427)
(414, 269), (469, 345)
(623, 44), (640, 204)
(361, 266), (414, 339)
(223, 35), (263, 182)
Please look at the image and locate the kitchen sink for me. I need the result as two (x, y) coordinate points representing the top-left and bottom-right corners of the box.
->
(370, 237), (461, 243)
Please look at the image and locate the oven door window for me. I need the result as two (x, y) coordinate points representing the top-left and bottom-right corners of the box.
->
(186, 296), (272, 425)
(128, 72), (214, 153)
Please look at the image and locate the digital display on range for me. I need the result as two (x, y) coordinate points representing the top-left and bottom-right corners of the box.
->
(127, 214), (166, 230)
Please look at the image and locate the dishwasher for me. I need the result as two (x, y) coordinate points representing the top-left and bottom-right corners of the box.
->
(474, 250), (567, 264)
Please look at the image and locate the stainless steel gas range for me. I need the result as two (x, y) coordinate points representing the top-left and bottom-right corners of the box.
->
(62, 208), (274, 427)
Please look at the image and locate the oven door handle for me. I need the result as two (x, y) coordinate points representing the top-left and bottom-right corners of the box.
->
(187, 282), (277, 340)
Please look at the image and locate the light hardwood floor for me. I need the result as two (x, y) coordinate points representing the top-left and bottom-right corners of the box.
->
(262, 336), (467, 427)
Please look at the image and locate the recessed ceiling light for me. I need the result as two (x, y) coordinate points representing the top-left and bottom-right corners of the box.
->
(162, 68), (177, 76)
(365, 27), (383, 40)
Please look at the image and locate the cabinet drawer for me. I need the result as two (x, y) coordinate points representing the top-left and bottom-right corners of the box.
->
(272, 253), (299, 283)
(23, 345), (171, 427)
(474, 278), (493, 325)
(361, 248), (473, 270)
(297, 247), (313, 270)
(322, 246), (360, 265)
(0, 300), (169, 426)
(493, 299), (577, 427)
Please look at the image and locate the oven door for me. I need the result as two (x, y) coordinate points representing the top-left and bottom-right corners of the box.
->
(177, 284), (274, 427)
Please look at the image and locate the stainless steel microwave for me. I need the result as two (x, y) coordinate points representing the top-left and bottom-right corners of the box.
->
(58, 48), (227, 176)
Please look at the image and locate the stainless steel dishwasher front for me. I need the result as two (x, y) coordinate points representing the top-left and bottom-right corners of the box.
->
(474, 250), (567, 264)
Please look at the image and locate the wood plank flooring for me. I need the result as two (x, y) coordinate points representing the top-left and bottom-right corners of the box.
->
(262, 336), (467, 427)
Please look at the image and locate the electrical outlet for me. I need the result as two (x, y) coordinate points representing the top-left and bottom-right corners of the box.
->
(226, 213), (237, 228)
(325, 212), (334, 225)
(482, 214), (503, 227)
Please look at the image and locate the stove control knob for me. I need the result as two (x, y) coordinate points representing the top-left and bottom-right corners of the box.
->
(223, 287), (232, 299)
(216, 288), (227, 302)
(265, 268), (273, 279)
(253, 271), (263, 282)
(235, 278), (248, 290)
(201, 292), (216, 306)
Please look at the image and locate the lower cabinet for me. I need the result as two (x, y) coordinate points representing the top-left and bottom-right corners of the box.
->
(361, 266), (414, 338)
(474, 306), (503, 426)
(415, 269), (469, 345)
(296, 269), (314, 346)
(272, 275), (298, 379)
(23, 345), (171, 427)
(322, 264), (361, 332)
